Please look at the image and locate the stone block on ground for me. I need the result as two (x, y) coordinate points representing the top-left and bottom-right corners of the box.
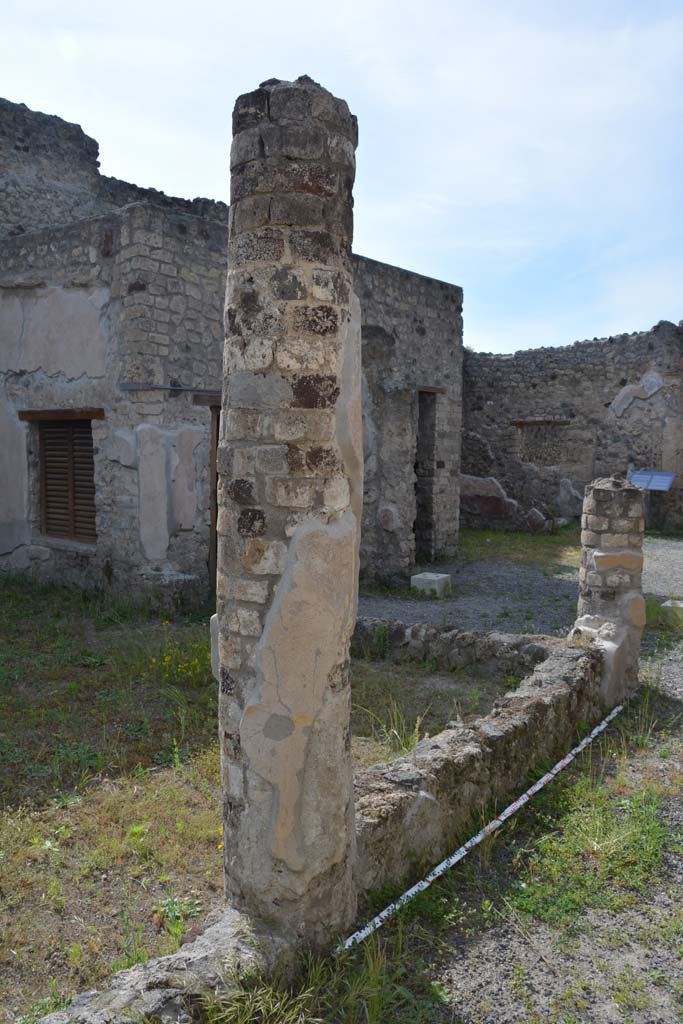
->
(661, 599), (683, 624)
(525, 507), (547, 532)
(410, 571), (452, 597)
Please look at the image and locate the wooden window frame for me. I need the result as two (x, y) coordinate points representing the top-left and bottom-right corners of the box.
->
(37, 418), (98, 544)
(19, 408), (105, 422)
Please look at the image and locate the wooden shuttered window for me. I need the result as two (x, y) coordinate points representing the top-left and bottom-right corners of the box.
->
(39, 420), (97, 543)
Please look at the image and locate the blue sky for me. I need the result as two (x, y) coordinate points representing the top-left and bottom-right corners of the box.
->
(3, 0), (682, 352)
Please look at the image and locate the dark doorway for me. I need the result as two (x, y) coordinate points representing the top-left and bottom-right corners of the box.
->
(209, 405), (220, 594)
(414, 390), (437, 562)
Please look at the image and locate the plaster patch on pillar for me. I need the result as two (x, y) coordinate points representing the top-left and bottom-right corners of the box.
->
(0, 396), (29, 554)
(238, 510), (357, 896)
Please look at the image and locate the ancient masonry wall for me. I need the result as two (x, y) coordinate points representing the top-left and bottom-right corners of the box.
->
(0, 97), (226, 239)
(1, 97), (464, 599)
(0, 202), (226, 603)
(353, 255), (463, 574)
(462, 321), (683, 530)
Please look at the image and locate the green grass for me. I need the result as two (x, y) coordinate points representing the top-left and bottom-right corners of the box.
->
(16, 983), (72, 1024)
(0, 747), (223, 1018)
(0, 575), (509, 803)
(349, 658), (516, 765)
(456, 524), (581, 570)
(508, 779), (666, 927)
(202, 935), (448, 1024)
(3, 573), (682, 1023)
(0, 575), (216, 806)
(1, 573), (506, 1017)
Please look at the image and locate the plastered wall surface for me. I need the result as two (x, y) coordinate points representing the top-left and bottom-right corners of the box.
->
(0, 203), (227, 602)
(462, 321), (683, 530)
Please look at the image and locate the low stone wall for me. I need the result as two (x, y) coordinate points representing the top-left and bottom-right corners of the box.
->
(353, 637), (603, 894)
(352, 616), (553, 674)
(44, 628), (608, 1023)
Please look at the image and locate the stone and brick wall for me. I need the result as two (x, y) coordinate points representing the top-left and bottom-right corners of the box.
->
(573, 477), (645, 701)
(462, 321), (683, 530)
(354, 256), (463, 574)
(0, 203), (227, 603)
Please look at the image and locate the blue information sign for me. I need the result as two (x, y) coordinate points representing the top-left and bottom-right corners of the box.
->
(628, 470), (675, 492)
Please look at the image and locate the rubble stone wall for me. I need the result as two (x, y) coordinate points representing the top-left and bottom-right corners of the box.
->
(353, 640), (603, 893)
(0, 97), (228, 239)
(352, 617), (553, 675)
(462, 321), (683, 530)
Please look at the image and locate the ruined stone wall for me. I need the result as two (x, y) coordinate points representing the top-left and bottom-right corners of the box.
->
(0, 97), (228, 239)
(1, 96), (465, 598)
(353, 256), (463, 575)
(0, 202), (227, 603)
(462, 321), (683, 530)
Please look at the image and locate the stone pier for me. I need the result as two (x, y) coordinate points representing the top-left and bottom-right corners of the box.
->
(573, 476), (646, 703)
(215, 76), (362, 944)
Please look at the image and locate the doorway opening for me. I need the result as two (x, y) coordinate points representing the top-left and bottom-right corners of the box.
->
(414, 390), (437, 562)
(209, 405), (220, 594)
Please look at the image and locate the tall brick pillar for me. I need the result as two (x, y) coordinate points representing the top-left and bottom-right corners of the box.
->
(216, 76), (361, 944)
(573, 476), (645, 703)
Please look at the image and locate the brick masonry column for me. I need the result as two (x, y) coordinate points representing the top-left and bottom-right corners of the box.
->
(215, 76), (361, 944)
(574, 476), (645, 700)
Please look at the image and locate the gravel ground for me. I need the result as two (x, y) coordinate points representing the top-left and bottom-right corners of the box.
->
(643, 536), (683, 601)
(358, 535), (683, 636)
(432, 638), (683, 1024)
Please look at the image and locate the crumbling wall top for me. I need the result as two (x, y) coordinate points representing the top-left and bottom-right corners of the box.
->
(0, 96), (228, 239)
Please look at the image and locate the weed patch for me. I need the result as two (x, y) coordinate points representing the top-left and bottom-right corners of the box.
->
(0, 575), (216, 806)
(202, 936), (448, 1024)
